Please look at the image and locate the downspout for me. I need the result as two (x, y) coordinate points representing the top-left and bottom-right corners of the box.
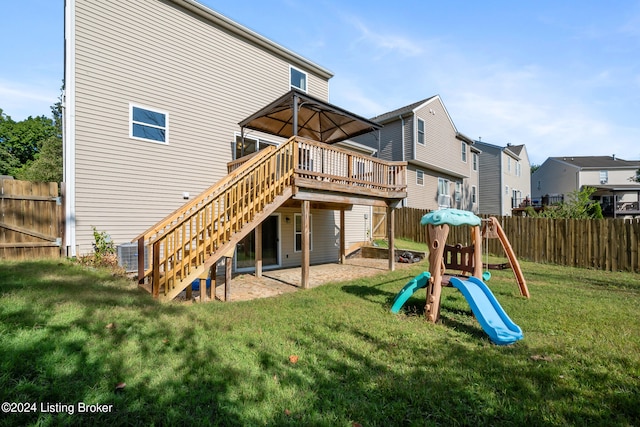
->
(63, 0), (76, 257)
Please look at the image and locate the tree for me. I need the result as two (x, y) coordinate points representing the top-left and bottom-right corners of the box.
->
(527, 186), (602, 219)
(13, 101), (63, 182)
(632, 168), (640, 183)
(1, 95), (63, 181)
(530, 164), (541, 174)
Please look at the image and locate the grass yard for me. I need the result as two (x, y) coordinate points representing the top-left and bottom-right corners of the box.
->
(0, 258), (639, 426)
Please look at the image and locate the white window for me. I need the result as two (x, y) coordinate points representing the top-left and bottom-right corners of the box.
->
(516, 161), (521, 177)
(290, 66), (307, 92)
(417, 119), (425, 145)
(600, 170), (608, 184)
(455, 182), (462, 202)
(473, 153), (478, 171)
(505, 185), (509, 195)
(438, 178), (451, 208)
(234, 134), (276, 159)
(461, 142), (467, 162)
(507, 157), (512, 172)
(472, 186), (477, 204)
(130, 104), (167, 143)
(416, 169), (424, 186)
(294, 213), (312, 252)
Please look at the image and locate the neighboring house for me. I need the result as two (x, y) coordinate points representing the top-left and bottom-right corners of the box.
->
(474, 141), (532, 216)
(353, 96), (479, 212)
(532, 156), (640, 217)
(63, 0), (397, 283)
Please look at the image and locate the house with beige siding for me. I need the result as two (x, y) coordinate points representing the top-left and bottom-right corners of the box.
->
(64, 0), (406, 300)
(352, 96), (479, 212)
(474, 141), (531, 216)
(532, 156), (640, 218)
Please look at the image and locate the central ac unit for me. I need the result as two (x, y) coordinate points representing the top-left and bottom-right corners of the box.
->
(117, 243), (148, 272)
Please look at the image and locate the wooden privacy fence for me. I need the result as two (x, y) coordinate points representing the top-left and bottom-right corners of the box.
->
(393, 207), (640, 273)
(0, 179), (63, 260)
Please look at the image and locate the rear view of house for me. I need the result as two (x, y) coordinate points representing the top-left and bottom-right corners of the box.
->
(352, 96), (479, 212)
(475, 141), (531, 216)
(532, 156), (640, 218)
(64, 0), (407, 300)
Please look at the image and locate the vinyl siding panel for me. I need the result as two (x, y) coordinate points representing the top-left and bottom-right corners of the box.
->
(72, 0), (329, 252)
(413, 99), (468, 177)
(277, 208), (339, 268)
(532, 159), (580, 200)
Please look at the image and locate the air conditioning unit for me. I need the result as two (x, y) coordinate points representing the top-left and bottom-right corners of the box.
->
(117, 243), (148, 272)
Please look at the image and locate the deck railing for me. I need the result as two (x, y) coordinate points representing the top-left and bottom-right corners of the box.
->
(135, 138), (296, 300)
(294, 138), (406, 192)
(137, 136), (406, 301)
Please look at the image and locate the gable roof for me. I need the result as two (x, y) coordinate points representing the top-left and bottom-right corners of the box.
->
(370, 96), (437, 124)
(552, 156), (640, 169)
(475, 140), (523, 160)
(171, 0), (333, 79)
(239, 88), (382, 144)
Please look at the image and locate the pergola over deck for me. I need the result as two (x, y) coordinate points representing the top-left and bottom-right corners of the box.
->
(237, 89), (405, 287)
(135, 90), (407, 302)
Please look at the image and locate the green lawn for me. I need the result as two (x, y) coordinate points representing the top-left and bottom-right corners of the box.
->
(0, 258), (639, 426)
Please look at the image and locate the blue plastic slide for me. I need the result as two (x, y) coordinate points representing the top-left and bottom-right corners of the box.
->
(449, 276), (523, 345)
(390, 272), (431, 314)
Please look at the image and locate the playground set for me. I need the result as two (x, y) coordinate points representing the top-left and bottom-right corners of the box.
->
(391, 209), (530, 345)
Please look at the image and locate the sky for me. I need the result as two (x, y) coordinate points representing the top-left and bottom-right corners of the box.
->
(1, 1), (640, 165)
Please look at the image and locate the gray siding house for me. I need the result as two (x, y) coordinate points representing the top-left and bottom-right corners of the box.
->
(532, 156), (640, 218)
(63, 0), (382, 274)
(475, 141), (531, 216)
(353, 96), (479, 212)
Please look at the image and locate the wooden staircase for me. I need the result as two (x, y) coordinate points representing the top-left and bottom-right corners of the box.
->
(134, 137), (297, 302)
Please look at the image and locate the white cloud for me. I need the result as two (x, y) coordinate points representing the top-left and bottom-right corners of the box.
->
(342, 15), (425, 59)
(0, 80), (58, 120)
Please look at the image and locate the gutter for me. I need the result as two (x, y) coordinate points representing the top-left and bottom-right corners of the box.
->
(63, 0), (76, 257)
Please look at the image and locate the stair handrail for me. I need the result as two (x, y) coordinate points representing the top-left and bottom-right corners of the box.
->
(132, 144), (277, 244)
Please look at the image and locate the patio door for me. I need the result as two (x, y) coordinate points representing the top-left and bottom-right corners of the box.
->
(236, 215), (280, 271)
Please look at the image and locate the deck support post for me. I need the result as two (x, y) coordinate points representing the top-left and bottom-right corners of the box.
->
(301, 200), (310, 288)
(210, 264), (216, 301)
(255, 223), (263, 278)
(225, 256), (232, 301)
(340, 209), (346, 264)
(387, 205), (395, 271)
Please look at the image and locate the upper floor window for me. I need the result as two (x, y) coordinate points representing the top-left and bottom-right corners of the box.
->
(471, 186), (477, 204)
(234, 134), (276, 159)
(516, 161), (521, 177)
(417, 119), (425, 145)
(473, 153), (478, 171)
(290, 66), (307, 92)
(507, 157), (511, 172)
(461, 142), (467, 162)
(130, 104), (167, 143)
(416, 169), (424, 186)
(600, 170), (608, 184)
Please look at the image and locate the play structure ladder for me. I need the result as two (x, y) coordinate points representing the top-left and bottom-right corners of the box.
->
(134, 137), (297, 302)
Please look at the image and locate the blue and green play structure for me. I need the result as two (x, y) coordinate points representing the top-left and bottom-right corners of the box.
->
(390, 272), (431, 314)
(390, 208), (528, 345)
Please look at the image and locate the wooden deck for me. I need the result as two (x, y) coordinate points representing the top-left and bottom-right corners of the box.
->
(135, 136), (407, 302)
